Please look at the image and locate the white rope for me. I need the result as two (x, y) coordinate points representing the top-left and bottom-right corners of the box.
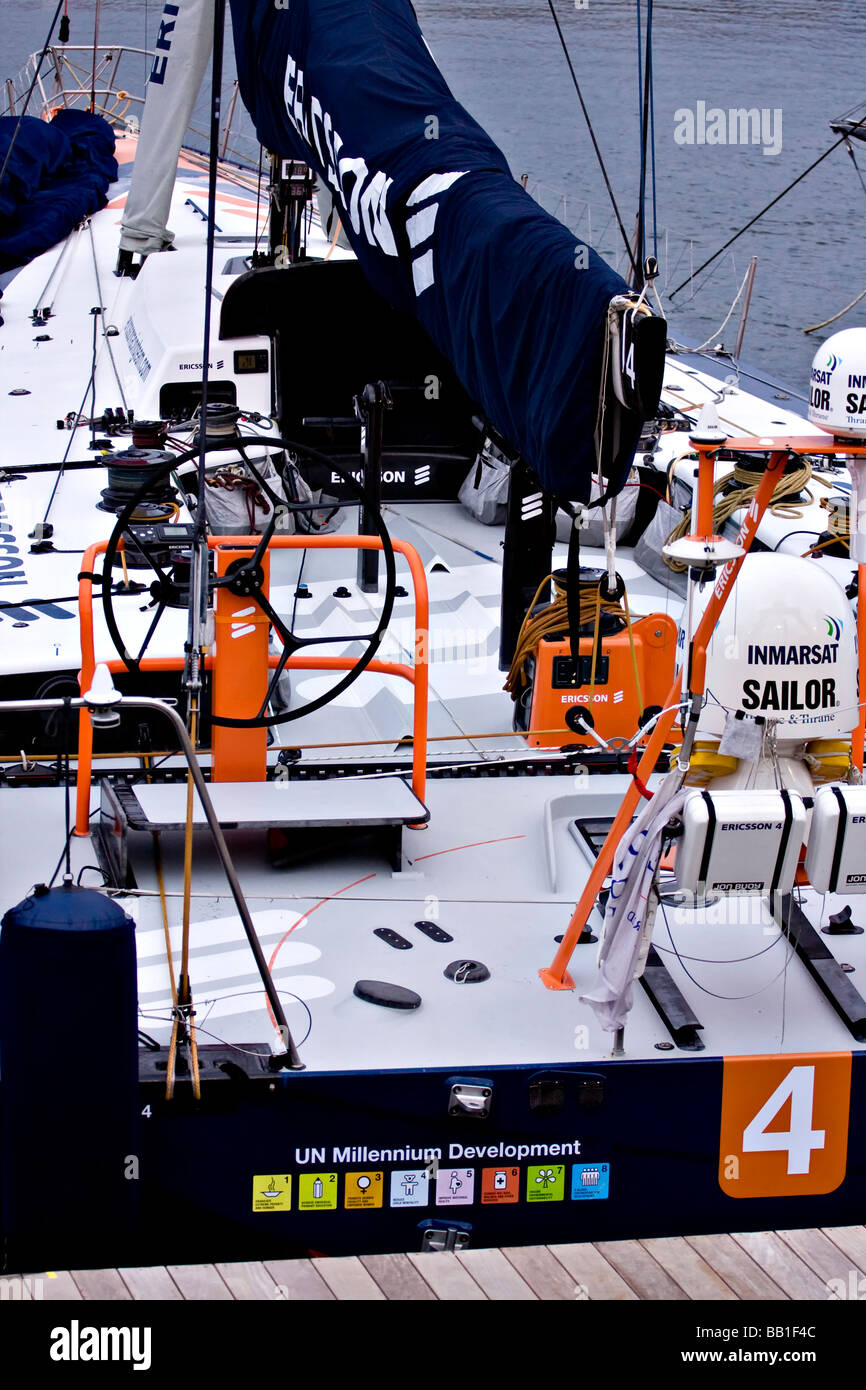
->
(803, 285), (866, 335)
(581, 768), (689, 1031)
(692, 263), (753, 353)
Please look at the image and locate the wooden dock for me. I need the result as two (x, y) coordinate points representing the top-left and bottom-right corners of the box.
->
(4, 1226), (865, 1300)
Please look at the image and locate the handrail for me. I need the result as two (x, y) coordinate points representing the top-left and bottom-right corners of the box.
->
(4, 45), (153, 118)
(75, 533), (429, 834)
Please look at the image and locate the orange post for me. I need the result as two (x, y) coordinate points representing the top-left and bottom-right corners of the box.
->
(695, 440), (717, 539)
(75, 541), (102, 835)
(853, 574), (866, 774)
(540, 449), (789, 989)
(211, 548), (271, 782)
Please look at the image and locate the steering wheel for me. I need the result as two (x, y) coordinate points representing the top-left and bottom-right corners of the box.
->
(101, 434), (397, 727)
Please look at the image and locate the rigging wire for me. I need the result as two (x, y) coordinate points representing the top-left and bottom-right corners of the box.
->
(635, 0), (642, 131)
(90, 0), (102, 113)
(31, 223), (84, 320)
(651, 930), (786, 966)
(669, 113), (866, 299)
(844, 135), (866, 200)
(800, 141), (866, 333)
(87, 221), (129, 412)
(61, 699), (72, 880)
(40, 313), (103, 526)
(544, 0), (638, 283)
(47, 806), (100, 889)
(689, 261), (754, 353)
(168, 0), (231, 1105)
(636, 0), (654, 279)
(0, 0), (65, 191)
(659, 899), (796, 1002)
(253, 143), (265, 257)
(0, 593), (89, 611)
(648, 26), (658, 260)
(139, 988), (314, 1052)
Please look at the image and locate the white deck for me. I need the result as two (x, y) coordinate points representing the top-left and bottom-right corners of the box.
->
(5, 778), (865, 1074)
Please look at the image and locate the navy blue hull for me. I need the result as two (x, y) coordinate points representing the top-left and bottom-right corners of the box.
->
(112, 1049), (866, 1266)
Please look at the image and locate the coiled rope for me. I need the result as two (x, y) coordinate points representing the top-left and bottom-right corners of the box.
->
(504, 572), (640, 708)
(664, 455), (813, 572)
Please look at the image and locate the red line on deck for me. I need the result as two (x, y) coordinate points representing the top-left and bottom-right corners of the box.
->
(412, 834), (526, 863)
(267, 873), (378, 975)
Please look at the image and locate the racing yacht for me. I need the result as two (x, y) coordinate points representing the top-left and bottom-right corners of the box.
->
(0, 0), (865, 1271)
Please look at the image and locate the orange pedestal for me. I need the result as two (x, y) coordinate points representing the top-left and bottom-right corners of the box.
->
(211, 551), (271, 782)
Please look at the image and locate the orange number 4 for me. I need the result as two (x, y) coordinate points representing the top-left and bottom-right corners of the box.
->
(719, 1052), (851, 1198)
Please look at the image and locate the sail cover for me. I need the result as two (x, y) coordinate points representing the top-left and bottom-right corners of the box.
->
(229, 0), (635, 499)
(120, 0), (216, 255)
(0, 112), (117, 272)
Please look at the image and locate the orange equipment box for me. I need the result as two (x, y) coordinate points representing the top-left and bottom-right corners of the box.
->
(527, 612), (679, 747)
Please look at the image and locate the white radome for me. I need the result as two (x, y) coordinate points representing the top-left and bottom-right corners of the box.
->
(687, 554), (857, 740)
(808, 326), (866, 438)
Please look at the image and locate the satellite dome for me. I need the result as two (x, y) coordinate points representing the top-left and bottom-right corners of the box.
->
(808, 327), (866, 438)
(685, 554), (857, 740)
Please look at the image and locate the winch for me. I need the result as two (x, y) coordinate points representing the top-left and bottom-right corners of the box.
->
(99, 446), (177, 513)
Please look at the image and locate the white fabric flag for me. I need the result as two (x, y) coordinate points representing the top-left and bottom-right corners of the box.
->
(120, 0), (216, 254)
(580, 770), (686, 1031)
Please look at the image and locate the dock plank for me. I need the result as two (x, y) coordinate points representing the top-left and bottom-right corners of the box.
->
(730, 1232), (829, 1300)
(44, 1225), (866, 1300)
(312, 1256), (385, 1300)
(821, 1225), (866, 1279)
(502, 1245), (581, 1300)
(776, 1227), (858, 1289)
(119, 1266), (183, 1301)
(264, 1258), (336, 1301)
(685, 1234), (788, 1300)
(456, 1248), (537, 1300)
(167, 1264), (234, 1300)
(70, 1268), (132, 1300)
(547, 1242), (639, 1300)
(0, 1275), (31, 1300)
(215, 1261), (280, 1300)
(639, 1236), (738, 1300)
(593, 1240), (689, 1300)
(34, 1272), (83, 1301)
(407, 1251), (488, 1300)
(359, 1253), (437, 1300)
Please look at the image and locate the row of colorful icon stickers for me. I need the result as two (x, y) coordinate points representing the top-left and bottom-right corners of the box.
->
(254, 1164), (609, 1212)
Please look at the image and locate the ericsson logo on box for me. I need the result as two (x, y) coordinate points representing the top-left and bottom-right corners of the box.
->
(721, 822), (781, 833)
